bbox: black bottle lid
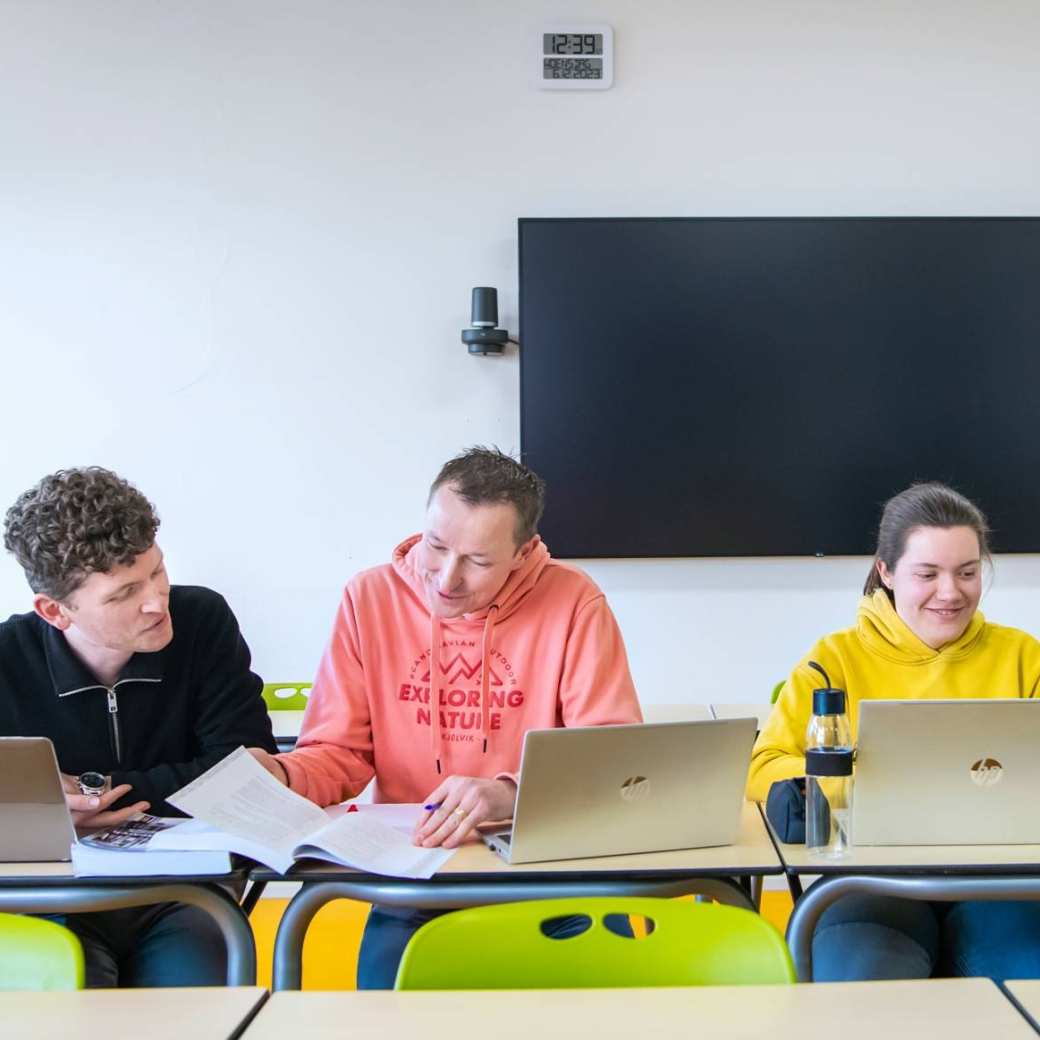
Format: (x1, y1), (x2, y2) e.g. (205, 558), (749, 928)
(805, 747), (854, 777)
(812, 688), (847, 716)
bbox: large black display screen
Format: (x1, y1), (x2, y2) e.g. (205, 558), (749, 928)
(519, 217), (1040, 557)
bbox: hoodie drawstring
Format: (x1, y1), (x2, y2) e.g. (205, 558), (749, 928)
(478, 605), (499, 754)
(430, 615), (445, 774)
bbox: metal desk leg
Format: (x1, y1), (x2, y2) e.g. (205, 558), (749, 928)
(0, 883), (256, 986)
(272, 875), (756, 990)
(748, 875), (763, 910)
(786, 873), (1040, 983)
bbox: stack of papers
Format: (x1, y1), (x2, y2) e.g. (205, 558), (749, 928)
(72, 816), (232, 877)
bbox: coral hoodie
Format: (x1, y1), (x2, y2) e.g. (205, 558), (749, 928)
(746, 589), (1040, 801)
(279, 535), (641, 805)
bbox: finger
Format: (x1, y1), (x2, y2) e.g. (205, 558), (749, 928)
(443, 806), (483, 849)
(421, 795), (476, 848)
(74, 801), (150, 829)
(65, 783), (133, 813)
(413, 778), (456, 836)
(415, 792), (465, 842)
(84, 802), (151, 829)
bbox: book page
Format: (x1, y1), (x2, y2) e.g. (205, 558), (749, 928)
(168, 746), (330, 872)
(298, 813), (452, 879)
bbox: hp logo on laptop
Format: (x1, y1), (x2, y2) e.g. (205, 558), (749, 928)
(969, 757), (1003, 787)
(620, 776), (650, 802)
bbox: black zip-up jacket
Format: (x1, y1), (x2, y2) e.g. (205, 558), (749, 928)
(0, 585), (277, 815)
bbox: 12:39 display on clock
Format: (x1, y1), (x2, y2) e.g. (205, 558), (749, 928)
(543, 33), (603, 56)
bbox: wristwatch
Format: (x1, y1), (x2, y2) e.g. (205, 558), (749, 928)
(77, 771), (108, 797)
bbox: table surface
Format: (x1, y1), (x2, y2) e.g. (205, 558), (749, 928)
(252, 800), (782, 881)
(0, 860), (242, 884)
(0, 986), (266, 1040)
(774, 827), (1040, 875)
(1005, 980), (1040, 1028)
(710, 702), (774, 728)
(244, 978), (1034, 1040)
(268, 709), (307, 737)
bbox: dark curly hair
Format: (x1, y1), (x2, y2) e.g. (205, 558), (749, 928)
(3, 467), (160, 600)
(429, 447), (545, 546)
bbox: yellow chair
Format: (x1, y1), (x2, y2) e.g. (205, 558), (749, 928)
(395, 896), (795, 989)
(0, 913), (84, 990)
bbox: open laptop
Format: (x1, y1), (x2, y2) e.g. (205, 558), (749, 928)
(853, 699), (1040, 846)
(0, 736), (77, 861)
(482, 717), (757, 864)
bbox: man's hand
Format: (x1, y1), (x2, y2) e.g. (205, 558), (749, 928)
(59, 773), (149, 829)
(248, 747), (289, 786)
(413, 776), (517, 849)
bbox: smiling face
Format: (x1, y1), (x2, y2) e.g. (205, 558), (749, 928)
(876, 525), (982, 650)
(418, 485), (535, 619)
(35, 543), (173, 679)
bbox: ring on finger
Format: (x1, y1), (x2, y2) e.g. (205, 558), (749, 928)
(452, 807), (466, 818)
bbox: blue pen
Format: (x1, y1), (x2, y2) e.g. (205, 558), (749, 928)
(423, 802), (442, 811)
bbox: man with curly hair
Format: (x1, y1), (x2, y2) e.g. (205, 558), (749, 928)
(1, 466), (277, 987)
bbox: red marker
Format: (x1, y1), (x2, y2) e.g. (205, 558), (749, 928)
(347, 804), (359, 813)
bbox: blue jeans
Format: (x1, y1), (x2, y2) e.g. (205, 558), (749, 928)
(357, 905), (621, 989)
(812, 896), (1040, 982)
(43, 903), (227, 988)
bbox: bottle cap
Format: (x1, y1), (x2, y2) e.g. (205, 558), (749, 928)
(812, 688), (847, 716)
(805, 747), (854, 777)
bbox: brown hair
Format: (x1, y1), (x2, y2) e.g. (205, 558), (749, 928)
(429, 447), (545, 546)
(863, 482), (991, 599)
(3, 467), (160, 600)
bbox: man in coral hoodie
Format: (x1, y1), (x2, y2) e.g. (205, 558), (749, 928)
(250, 446), (641, 986)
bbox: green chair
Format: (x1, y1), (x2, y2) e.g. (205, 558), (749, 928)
(0, 913), (85, 990)
(261, 681), (312, 712)
(395, 896), (795, 990)
(771, 680), (785, 703)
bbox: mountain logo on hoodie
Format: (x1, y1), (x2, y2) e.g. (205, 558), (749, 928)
(421, 653), (505, 687)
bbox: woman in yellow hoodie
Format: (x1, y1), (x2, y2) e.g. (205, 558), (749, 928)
(748, 482), (1040, 981)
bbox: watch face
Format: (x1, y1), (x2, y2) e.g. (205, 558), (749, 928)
(78, 771), (107, 793)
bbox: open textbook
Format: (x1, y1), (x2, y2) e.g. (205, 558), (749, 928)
(149, 746), (453, 879)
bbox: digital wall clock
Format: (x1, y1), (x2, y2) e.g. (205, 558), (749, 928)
(539, 24), (613, 90)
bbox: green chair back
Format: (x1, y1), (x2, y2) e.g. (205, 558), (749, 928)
(395, 896), (795, 990)
(770, 680), (785, 704)
(0, 913), (84, 990)
(261, 682), (312, 711)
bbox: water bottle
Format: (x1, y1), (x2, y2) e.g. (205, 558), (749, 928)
(804, 661), (853, 858)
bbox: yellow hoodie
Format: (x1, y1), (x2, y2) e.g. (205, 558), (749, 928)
(746, 589), (1040, 801)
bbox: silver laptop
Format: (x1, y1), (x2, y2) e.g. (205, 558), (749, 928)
(0, 737), (77, 861)
(853, 699), (1040, 846)
(482, 718), (757, 864)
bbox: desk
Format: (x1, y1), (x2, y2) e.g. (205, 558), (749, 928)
(243, 978), (1035, 1040)
(268, 710), (306, 751)
(0, 863), (257, 986)
(776, 831), (1040, 982)
(260, 801), (782, 990)
(1004, 980), (1040, 1032)
(710, 702), (774, 729)
(0, 986), (266, 1040)
(639, 703), (713, 723)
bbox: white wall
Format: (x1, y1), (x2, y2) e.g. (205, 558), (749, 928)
(3, 0), (1040, 703)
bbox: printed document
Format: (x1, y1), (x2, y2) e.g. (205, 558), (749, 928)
(163, 747), (452, 877)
